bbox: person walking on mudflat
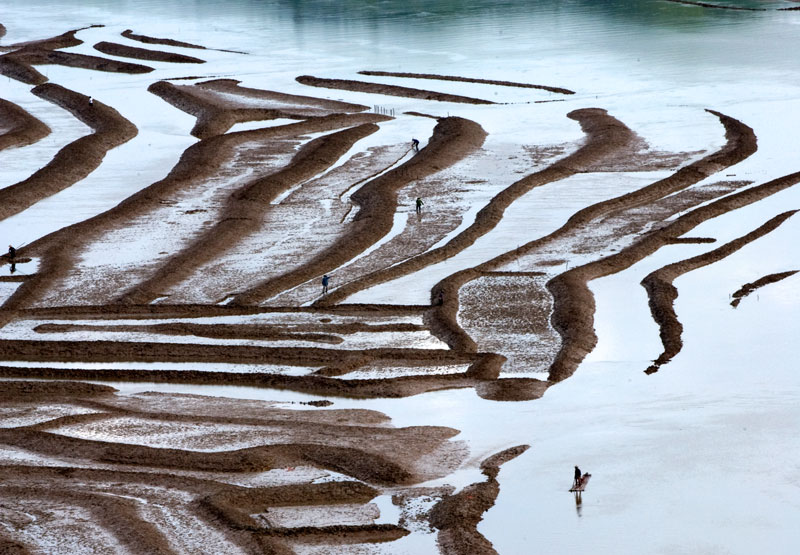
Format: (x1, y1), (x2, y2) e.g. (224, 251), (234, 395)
(321, 274), (330, 295)
(411, 138), (419, 152)
(7, 245), (15, 260)
(415, 197), (424, 214)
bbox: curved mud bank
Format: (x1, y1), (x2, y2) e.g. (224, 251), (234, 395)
(0, 28), (88, 52)
(545, 110), (757, 382)
(0, 350), (524, 400)
(731, 270), (798, 308)
(94, 41), (206, 64)
(148, 80), (297, 139)
(0, 98), (50, 152)
(0, 48), (153, 86)
(430, 445), (528, 554)
(551, 167), (800, 382)
(297, 75), (496, 104)
(319, 108), (638, 309)
(0, 384), (468, 552)
(197, 79), (369, 113)
(359, 70), (575, 95)
(233, 116), (487, 305)
(149, 79), (368, 139)
(0, 84), (137, 221)
(1, 113), (387, 318)
(117, 122), (381, 305)
(121, 29), (243, 54)
(642, 210), (797, 374)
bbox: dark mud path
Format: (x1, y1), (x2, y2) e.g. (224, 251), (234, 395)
(0, 83), (136, 220)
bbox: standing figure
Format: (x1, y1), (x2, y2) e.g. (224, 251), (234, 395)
(573, 465), (582, 489)
(7, 245), (15, 260)
(321, 274), (330, 294)
(415, 197), (424, 214)
(411, 138), (419, 152)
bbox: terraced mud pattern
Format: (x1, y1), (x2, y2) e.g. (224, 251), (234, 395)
(2, 18), (800, 554)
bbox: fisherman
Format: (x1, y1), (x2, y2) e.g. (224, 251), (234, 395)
(415, 197), (424, 214)
(321, 274), (330, 294)
(89, 96), (94, 106)
(573, 465), (582, 489)
(7, 245), (15, 260)
(411, 138), (419, 152)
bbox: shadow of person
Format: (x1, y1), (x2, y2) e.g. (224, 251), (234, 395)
(574, 491), (582, 517)
(9, 262), (15, 274)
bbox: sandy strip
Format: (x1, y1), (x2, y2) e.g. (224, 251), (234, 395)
(316, 108), (637, 308)
(93, 41), (206, 64)
(230, 116), (486, 305)
(198, 79), (368, 112)
(34, 322), (346, 344)
(730, 270), (798, 308)
(148, 79), (367, 139)
(0, 98), (50, 152)
(35, 321), (425, 338)
(359, 70), (575, 95)
(0, 48), (153, 86)
(0, 84), (137, 221)
(0, 28), (90, 52)
(0, 354), (512, 400)
(17, 303), (426, 320)
(642, 210), (797, 374)
(148, 80), (301, 138)
(121, 28), (244, 54)
(296, 75), (496, 104)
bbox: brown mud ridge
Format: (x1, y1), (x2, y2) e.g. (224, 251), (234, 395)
(297, 75), (496, 104)
(359, 70), (575, 95)
(430, 445), (529, 554)
(425, 109), (756, 384)
(148, 78), (368, 138)
(3, 111), (389, 319)
(0, 84), (137, 221)
(117, 122), (382, 304)
(0, 382), (469, 552)
(642, 210), (797, 374)
(35, 321), (427, 343)
(121, 28), (246, 54)
(0, 343), (514, 400)
(0, 46), (153, 86)
(317, 108), (638, 308)
(229, 115), (487, 306)
(0, 26), (97, 52)
(0, 98), (50, 152)
(93, 41), (206, 64)
(731, 270), (798, 308)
